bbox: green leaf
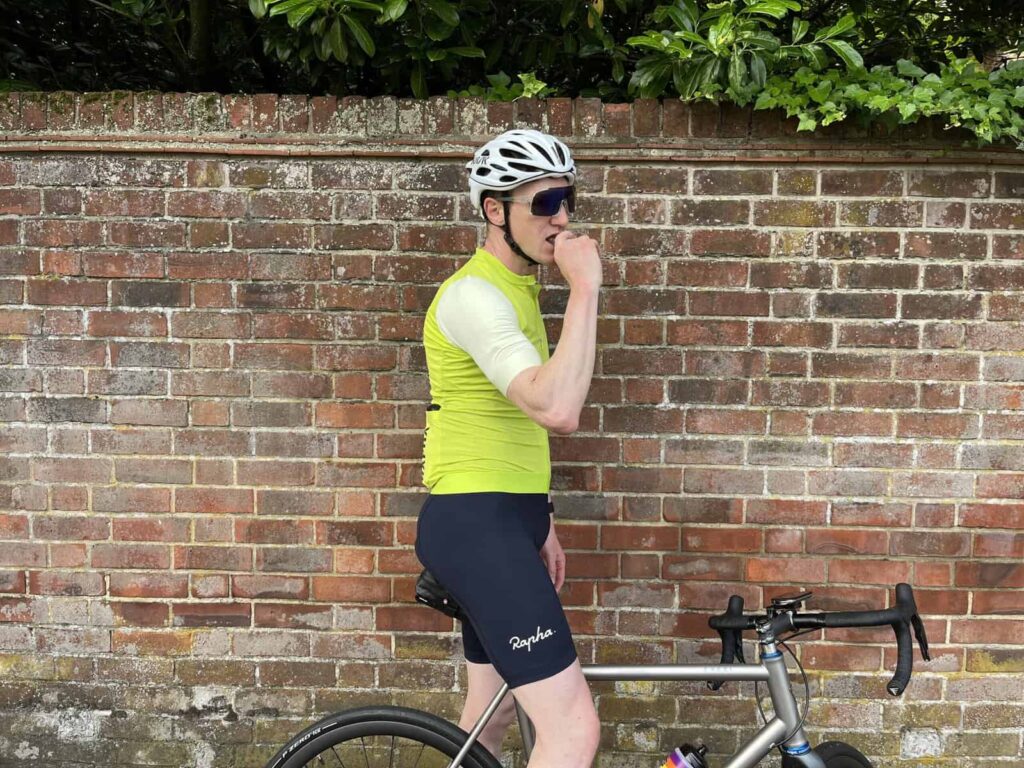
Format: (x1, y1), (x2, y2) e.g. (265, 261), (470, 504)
(447, 46), (484, 58)
(328, 18), (348, 61)
(344, 0), (383, 10)
(791, 18), (809, 44)
(425, 0), (459, 27)
(287, 4), (318, 28)
(676, 30), (708, 47)
(744, 1), (796, 20)
(797, 113), (818, 131)
(427, 48), (447, 62)
(424, 14), (455, 41)
(267, 0), (313, 17)
(819, 12), (856, 39)
(519, 72), (549, 98)
(825, 40), (864, 72)
(665, 6), (691, 31)
(897, 59), (927, 78)
(411, 65), (428, 99)
(382, 0), (407, 21)
(560, 0), (576, 28)
(750, 53), (767, 88)
(343, 14), (375, 56)
(248, 0), (268, 19)
(743, 32), (781, 52)
(728, 51), (747, 93)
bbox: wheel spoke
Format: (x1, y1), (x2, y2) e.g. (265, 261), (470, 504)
(411, 741), (427, 768)
(361, 736), (370, 768)
(330, 743), (348, 768)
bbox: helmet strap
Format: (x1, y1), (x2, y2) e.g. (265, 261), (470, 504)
(501, 201), (539, 267)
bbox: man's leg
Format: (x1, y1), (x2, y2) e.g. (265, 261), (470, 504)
(511, 660), (599, 768)
(459, 660), (517, 758)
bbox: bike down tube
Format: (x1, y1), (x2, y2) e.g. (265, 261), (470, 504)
(445, 682), (510, 768)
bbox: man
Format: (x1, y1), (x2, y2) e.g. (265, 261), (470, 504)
(415, 129), (602, 768)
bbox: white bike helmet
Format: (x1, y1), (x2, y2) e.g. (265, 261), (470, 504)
(467, 129), (576, 215)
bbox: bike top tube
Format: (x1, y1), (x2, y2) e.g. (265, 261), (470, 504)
(582, 663), (770, 683)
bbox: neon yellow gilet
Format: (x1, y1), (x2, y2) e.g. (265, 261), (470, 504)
(422, 248), (551, 494)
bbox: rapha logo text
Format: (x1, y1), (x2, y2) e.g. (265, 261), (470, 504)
(509, 626), (555, 653)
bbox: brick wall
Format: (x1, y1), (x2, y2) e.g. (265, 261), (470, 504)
(0, 92), (1022, 767)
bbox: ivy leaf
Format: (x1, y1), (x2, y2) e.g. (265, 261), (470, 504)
(897, 59), (927, 78)
(797, 113), (818, 131)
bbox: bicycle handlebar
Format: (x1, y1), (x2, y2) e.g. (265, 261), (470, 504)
(708, 583), (931, 696)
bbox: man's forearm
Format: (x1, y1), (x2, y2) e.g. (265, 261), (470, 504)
(512, 285), (598, 431)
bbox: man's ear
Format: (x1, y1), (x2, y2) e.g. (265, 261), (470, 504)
(482, 195), (504, 227)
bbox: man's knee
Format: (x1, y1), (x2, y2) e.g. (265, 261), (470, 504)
(529, 686), (600, 754)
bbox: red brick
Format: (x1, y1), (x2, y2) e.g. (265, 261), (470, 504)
(598, 525), (678, 552)
(747, 499), (827, 525)
(601, 468), (681, 494)
(87, 310), (166, 337)
(174, 545), (251, 571)
(681, 526), (761, 553)
(175, 488), (253, 515)
(690, 229), (771, 257)
(112, 517), (189, 542)
(83, 251), (163, 278)
(663, 554), (742, 581)
(311, 576), (391, 602)
(29, 570), (105, 596)
(961, 503), (1024, 529)
(233, 222), (310, 249)
(830, 558), (912, 585)
(93, 486), (171, 514)
(111, 602), (170, 627)
(754, 200), (834, 227)
(172, 603), (250, 628)
(957, 560), (1024, 589)
(255, 604), (333, 630)
(92, 544), (170, 569)
(689, 291), (769, 317)
(831, 501), (911, 527)
(27, 279), (107, 306)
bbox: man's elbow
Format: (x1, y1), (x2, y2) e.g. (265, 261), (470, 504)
(542, 409), (579, 435)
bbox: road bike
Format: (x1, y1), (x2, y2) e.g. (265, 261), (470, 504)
(265, 579), (930, 768)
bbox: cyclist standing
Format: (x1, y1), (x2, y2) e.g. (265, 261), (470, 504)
(415, 129), (602, 768)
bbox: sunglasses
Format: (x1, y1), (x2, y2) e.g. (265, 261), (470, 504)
(496, 186), (576, 217)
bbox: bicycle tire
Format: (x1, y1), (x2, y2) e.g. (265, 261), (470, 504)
(783, 741), (875, 768)
(264, 705), (504, 768)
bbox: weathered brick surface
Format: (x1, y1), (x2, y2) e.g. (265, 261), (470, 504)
(0, 95), (1022, 767)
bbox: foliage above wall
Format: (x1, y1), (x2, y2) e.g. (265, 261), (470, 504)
(2, 1), (1022, 147)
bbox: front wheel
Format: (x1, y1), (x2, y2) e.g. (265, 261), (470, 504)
(783, 740), (875, 768)
(265, 705), (503, 768)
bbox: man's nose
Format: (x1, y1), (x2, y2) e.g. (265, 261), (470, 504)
(551, 201), (570, 225)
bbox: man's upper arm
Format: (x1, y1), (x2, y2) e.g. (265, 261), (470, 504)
(435, 277), (542, 396)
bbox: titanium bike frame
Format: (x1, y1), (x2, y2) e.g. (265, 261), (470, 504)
(446, 632), (826, 768)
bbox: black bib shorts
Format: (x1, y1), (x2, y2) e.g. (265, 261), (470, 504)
(415, 492), (578, 689)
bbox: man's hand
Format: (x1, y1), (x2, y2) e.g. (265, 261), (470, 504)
(553, 230), (601, 294)
(539, 516), (566, 592)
